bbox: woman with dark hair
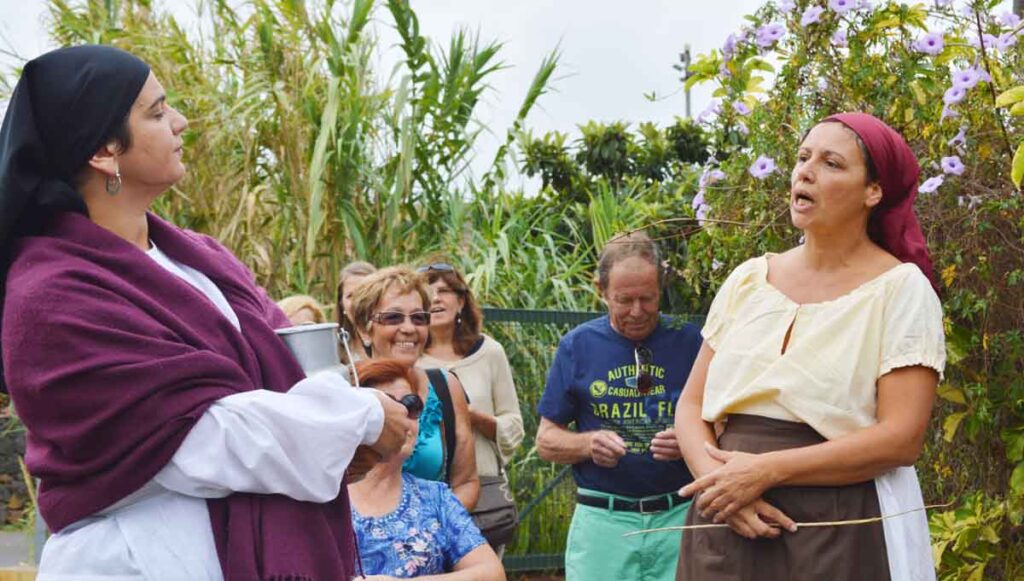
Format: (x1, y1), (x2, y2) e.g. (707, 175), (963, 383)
(418, 263), (524, 552)
(0, 45), (412, 580)
(337, 260), (376, 362)
(349, 358), (504, 580)
(674, 113), (944, 580)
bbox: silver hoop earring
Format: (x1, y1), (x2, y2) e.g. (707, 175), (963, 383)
(105, 169), (122, 195)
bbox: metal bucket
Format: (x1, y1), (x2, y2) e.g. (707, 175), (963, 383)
(274, 322), (346, 375)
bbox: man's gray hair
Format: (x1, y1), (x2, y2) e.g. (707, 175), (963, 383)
(595, 231), (663, 290)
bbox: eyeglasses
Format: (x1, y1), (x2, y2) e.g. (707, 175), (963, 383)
(417, 263), (455, 274)
(371, 311), (431, 326)
(635, 345), (653, 395)
(388, 393), (424, 420)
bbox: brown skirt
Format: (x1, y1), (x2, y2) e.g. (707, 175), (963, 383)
(676, 414), (890, 581)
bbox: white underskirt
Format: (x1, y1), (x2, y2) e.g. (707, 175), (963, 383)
(875, 466), (936, 581)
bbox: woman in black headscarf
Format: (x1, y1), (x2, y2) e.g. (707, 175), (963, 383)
(0, 45), (413, 580)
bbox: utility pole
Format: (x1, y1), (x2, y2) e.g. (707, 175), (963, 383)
(674, 45), (693, 119)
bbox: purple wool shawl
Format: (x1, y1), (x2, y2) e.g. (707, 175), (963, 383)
(2, 211), (355, 580)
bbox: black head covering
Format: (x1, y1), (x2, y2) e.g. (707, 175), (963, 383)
(0, 45), (150, 391)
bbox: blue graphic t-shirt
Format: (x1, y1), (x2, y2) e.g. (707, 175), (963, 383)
(537, 315), (702, 497)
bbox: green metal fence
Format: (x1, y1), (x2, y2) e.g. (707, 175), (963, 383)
(481, 308), (705, 574)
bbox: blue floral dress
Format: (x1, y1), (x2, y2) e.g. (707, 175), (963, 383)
(353, 473), (487, 577)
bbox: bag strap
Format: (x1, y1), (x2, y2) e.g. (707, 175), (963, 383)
(426, 368), (457, 485)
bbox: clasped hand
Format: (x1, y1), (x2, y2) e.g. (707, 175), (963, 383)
(679, 443), (797, 538)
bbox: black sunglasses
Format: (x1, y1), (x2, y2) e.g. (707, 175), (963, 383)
(372, 311), (431, 326)
(635, 344), (653, 395)
(388, 393), (424, 420)
(417, 263), (456, 274)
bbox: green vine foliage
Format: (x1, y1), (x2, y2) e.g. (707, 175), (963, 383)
(683, 0), (1023, 577)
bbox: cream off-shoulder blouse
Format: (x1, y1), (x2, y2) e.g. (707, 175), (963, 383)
(700, 254), (946, 440)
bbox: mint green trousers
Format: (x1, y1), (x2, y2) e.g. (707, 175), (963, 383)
(565, 488), (690, 581)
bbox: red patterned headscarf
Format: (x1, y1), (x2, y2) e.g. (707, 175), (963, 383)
(823, 112), (938, 290)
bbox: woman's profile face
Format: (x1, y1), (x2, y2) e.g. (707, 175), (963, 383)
(117, 72), (189, 194)
(369, 287), (430, 366)
(342, 275), (368, 323)
(790, 122), (881, 233)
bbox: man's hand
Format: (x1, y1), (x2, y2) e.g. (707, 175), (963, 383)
(650, 428), (683, 461)
(368, 392), (414, 458)
(589, 430), (628, 467)
(346, 445), (381, 483)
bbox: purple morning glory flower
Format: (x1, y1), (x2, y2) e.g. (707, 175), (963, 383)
(829, 0), (856, 13)
(941, 156), (965, 176)
(832, 29), (848, 47)
(914, 32), (944, 55)
(700, 169), (726, 190)
(801, 6), (825, 26)
(722, 33), (740, 58)
(749, 156), (777, 179)
(997, 32), (1018, 52)
(858, 0), (873, 9)
(696, 203), (710, 225)
(756, 23), (786, 48)
(934, 0), (953, 7)
(778, 0), (797, 11)
(941, 104), (959, 120)
(948, 126), (967, 148)
(733, 101), (752, 116)
(719, 63), (733, 78)
(736, 122), (750, 136)
(943, 86), (966, 105)
(692, 190), (706, 210)
(700, 169), (727, 187)
(1000, 11), (1022, 28)
(919, 175), (945, 194)
(974, 66), (992, 83)
(969, 33), (999, 51)
(698, 100), (721, 124)
(951, 68), (980, 90)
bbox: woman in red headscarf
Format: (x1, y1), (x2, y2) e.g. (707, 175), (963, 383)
(673, 113), (944, 580)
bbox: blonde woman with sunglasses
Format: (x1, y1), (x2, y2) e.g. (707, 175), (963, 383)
(351, 267), (480, 510)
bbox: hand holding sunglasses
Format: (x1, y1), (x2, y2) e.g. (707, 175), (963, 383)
(387, 393), (424, 420)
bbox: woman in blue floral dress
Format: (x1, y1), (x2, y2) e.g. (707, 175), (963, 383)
(349, 359), (504, 580)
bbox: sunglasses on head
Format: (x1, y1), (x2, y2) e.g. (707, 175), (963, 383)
(371, 311), (431, 326)
(417, 263), (455, 274)
(387, 393), (424, 420)
(635, 344), (653, 395)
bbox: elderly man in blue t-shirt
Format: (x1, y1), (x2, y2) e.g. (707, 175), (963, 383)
(536, 231), (702, 581)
